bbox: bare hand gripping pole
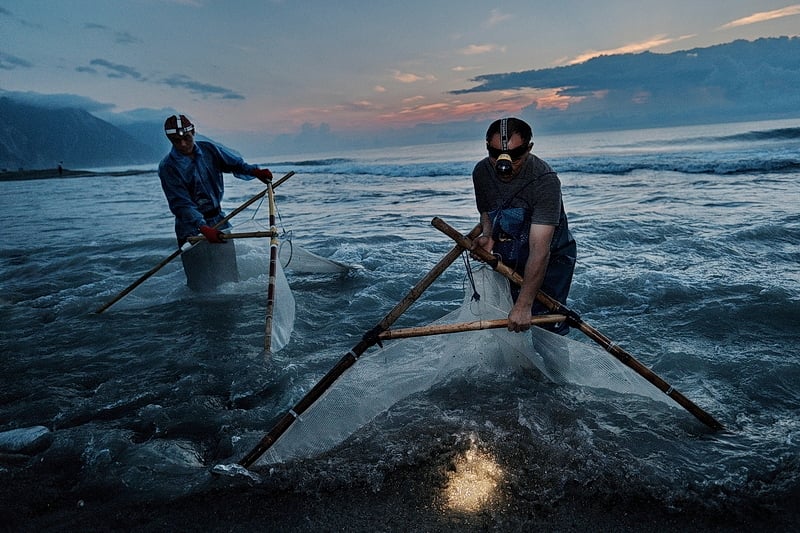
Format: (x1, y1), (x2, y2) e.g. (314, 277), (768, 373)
(431, 216), (724, 431)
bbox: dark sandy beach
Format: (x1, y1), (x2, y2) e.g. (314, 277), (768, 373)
(4, 453), (798, 532)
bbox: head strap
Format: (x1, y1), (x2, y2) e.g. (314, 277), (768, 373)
(165, 114), (195, 136)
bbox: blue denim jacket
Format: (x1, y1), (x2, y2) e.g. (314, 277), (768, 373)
(158, 140), (258, 244)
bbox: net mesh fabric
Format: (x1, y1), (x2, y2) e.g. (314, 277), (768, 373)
(270, 258), (295, 352)
(279, 237), (350, 273)
(235, 219), (352, 274)
(253, 267), (669, 465)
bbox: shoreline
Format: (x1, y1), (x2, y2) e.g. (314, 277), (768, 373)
(0, 168), (155, 182)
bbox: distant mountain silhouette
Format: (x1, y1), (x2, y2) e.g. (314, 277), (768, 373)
(3, 37), (799, 161)
(0, 98), (164, 170)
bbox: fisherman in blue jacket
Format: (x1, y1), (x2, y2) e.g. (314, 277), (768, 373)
(471, 117), (577, 335)
(158, 113), (273, 290)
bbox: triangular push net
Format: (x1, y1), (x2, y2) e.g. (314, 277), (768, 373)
(250, 267), (669, 466)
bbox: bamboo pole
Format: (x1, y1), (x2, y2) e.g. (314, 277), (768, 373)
(378, 315), (567, 340)
(264, 180), (279, 353)
(94, 171), (295, 314)
(237, 224), (483, 468)
(186, 231), (276, 243)
(431, 216), (724, 431)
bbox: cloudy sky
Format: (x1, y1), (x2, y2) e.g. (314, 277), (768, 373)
(2, 1), (799, 146)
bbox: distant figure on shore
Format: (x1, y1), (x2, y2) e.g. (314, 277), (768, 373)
(157, 113), (274, 291)
(57, 162), (63, 176)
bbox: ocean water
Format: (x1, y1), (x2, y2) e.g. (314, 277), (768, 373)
(1, 118), (799, 530)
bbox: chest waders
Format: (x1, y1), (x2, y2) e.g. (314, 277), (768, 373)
(489, 205), (576, 335)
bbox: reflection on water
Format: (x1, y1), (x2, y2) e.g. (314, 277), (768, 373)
(443, 437), (504, 514)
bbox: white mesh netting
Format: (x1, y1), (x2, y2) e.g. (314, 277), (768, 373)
(269, 258), (295, 352)
(234, 220), (353, 275)
(253, 267), (670, 465)
(279, 238), (351, 273)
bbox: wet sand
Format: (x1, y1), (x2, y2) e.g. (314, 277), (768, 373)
(4, 456), (797, 532)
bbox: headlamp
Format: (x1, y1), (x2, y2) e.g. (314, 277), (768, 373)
(495, 153), (514, 178)
(164, 114), (195, 137)
(494, 118), (514, 178)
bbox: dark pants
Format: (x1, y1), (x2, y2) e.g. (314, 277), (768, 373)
(176, 213), (238, 292)
(509, 242), (576, 335)
(180, 239), (239, 292)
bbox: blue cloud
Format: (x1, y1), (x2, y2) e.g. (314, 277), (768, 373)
(0, 89), (115, 112)
(0, 52), (33, 70)
(161, 75), (245, 100)
(88, 59), (144, 80)
(454, 36), (800, 132)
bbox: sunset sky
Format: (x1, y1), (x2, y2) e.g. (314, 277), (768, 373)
(2, 1), (799, 145)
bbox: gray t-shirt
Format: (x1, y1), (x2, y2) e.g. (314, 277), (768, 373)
(472, 154), (574, 256)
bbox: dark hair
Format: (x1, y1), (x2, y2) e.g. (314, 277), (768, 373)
(485, 117), (533, 144)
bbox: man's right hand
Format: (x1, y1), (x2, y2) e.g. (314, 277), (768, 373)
(199, 225), (226, 243)
(507, 301), (532, 332)
(470, 234), (494, 260)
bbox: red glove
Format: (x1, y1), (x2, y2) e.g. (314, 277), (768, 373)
(199, 225), (226, 244)
(253, 168), (273, 184)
